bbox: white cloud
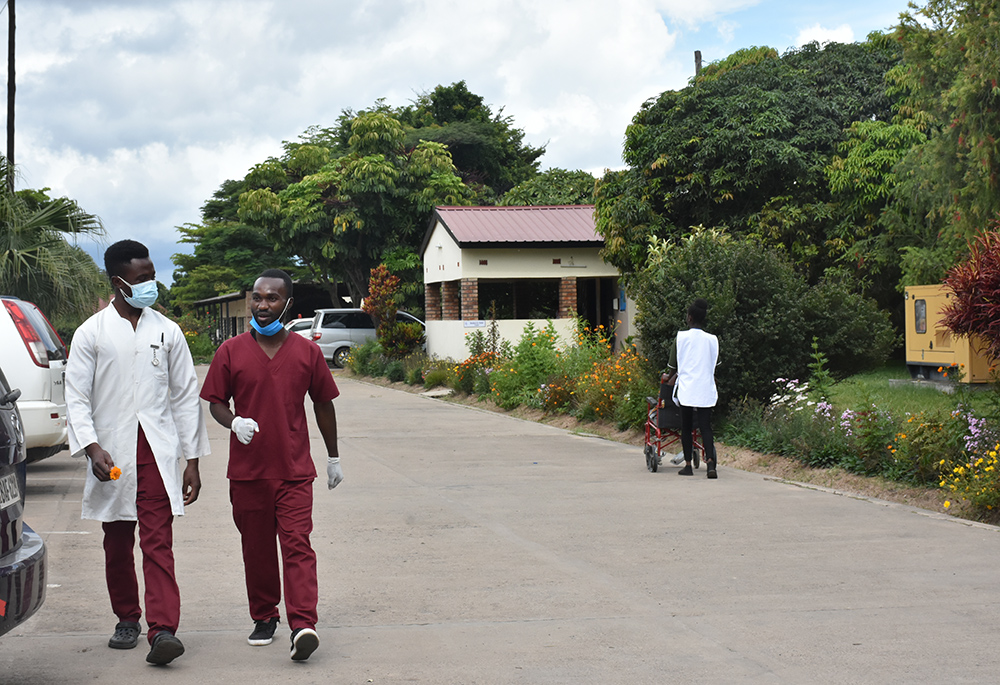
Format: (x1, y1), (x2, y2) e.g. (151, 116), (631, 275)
(716, 20), (738, 43)
(795, 23), (855, 47)
(2, 0), (904, 282)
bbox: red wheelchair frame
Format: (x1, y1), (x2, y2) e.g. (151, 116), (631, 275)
(643, 379), (704, 473)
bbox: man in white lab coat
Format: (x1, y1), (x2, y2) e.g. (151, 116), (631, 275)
(65, 240), (210, 666)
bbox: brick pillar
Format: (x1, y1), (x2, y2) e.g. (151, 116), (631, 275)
(558, 277), (577, 318)
(425, 283), (442, 321)
(441, 281), (460, 320)
(460, 278), (479, 321)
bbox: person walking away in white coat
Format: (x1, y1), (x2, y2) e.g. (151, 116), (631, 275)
(669, 298), (719, 479)
(65, 240), (210, 665)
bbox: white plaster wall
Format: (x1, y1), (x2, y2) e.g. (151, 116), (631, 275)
(423, 222), (465, 283)
(426, 318), (579, 361)
(460, 247), (617, 279)
(422, 220), (618, 284)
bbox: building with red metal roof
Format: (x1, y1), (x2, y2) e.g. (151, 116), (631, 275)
(421, 205), (630, 360)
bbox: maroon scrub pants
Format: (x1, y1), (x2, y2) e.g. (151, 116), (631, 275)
(102, 427), (180, 643)
(229, 478), (318, 631)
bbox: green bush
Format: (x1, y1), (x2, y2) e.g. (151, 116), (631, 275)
(801, 272), (898, 378)
(632, 229), (894, 410)
(405, 365), (424, 385)
(488, 322), (560, 409)
(185, 332), (216, 363)
(380, 321), (425, 359)
(384, 360), (406, 383)
(423, 367), (449, 389)
(345, 340), (385, 376)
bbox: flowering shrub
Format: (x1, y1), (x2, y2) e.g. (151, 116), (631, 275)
(489, 322), (560, 409)
(940, 445), (1000, 513)
(837, 404), (896, 476)
(888, 410), (968, 485)
(574, 347), (648, 422)
(451, 351), (503, 395)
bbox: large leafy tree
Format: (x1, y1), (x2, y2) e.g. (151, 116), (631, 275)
(0, 161), (106, 320)
(883, 0), (1000, 286)
(596, 38), (900, 279)
(498, 168), (595, 206)
(169, 221), (299, 312)
(239, 111), (474, 304)
(315, 82), (544, 203)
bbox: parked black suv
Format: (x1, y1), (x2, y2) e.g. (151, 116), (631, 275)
(0, 365), (47, 637)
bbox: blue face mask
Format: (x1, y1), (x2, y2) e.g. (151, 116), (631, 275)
(250, 300), (290, 336)
(119, 278), (158, 309)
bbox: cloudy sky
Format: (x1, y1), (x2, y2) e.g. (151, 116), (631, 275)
(5, 0), (909, 284)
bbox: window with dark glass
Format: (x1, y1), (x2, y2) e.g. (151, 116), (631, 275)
(914, 299), (927, 334)
(477, 279), (559, 320)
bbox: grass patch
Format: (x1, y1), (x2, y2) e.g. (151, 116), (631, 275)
(828, 360), (994, 418)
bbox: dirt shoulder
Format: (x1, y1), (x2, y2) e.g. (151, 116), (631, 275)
(346, 373), (981, 523)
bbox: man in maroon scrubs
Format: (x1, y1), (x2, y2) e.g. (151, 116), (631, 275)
(201, 269), (342, 662)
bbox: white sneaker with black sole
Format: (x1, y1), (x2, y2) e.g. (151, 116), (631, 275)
(290, 627), (319, 661)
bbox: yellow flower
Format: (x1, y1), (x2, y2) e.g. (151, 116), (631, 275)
(944, 500), (951, 509)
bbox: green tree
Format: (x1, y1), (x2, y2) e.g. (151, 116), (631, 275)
(824, 120), (928, 305)
(169, 221), (298, 312)
(320, 82), (544, 202)
(0, 162), (107, 320)
(498, 168), (595, 206)
(596, 38), (900, 279)
(239, 111), (474, 304)
(884, 0), (1000, 286)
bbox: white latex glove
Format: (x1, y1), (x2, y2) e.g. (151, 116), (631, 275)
(327, 456), (343, 489)
(230, 416), (259, 445)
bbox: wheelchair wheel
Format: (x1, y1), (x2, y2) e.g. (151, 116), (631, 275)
(694, 448), (701, 470)
(644, 445), (658, 472)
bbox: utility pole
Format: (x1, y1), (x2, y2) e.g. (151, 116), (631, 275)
(695, 50), (702, 77)
(6, 0), (14, 192)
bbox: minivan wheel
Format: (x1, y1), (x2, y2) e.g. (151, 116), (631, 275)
(333, 347), (351, 368)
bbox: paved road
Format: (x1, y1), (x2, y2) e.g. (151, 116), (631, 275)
(2, 369), (1000, 684)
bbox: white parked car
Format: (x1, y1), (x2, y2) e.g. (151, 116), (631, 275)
(284, 318), (314, 337)
(0, 297), (68, 462)
(309, 308), (424, 368)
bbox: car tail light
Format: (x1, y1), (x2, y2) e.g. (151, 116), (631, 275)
(4, 301), (49, 368)
(311, 332), (321, 341)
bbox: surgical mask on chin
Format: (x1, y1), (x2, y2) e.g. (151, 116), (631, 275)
(250, 300), (290, 337)
(119, 278), (158, 309)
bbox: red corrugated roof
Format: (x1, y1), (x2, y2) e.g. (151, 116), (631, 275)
(433, 205), (600, 246)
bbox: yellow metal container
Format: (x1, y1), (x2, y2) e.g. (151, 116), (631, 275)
(904, 284), (994, 383)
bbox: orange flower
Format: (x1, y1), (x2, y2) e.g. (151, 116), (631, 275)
(110, 467), (122, 481)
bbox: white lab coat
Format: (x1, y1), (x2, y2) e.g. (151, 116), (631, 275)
(673, 328), (719, 408)
(65, 303), (210, 522)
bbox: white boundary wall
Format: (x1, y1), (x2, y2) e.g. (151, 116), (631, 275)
(426, 319), (579, 361)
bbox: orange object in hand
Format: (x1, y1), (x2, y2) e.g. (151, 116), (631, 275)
(109, 467), (122, 481)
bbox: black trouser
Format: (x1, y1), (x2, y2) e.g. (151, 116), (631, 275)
(680, 405), (716, 466)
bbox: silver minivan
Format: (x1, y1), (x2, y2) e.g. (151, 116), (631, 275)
(310, 308), (424, 367)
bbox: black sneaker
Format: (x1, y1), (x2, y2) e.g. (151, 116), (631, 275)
(108, 620), (141, 649)
(146, 631), (185, 665)
(677, 465), (694, 476)
(248, 616), (279, 646)
(707, 468), (718, 479)
(290, 627), (319, 661)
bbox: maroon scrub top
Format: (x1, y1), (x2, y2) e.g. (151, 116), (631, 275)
(200, 331), (339, 481)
